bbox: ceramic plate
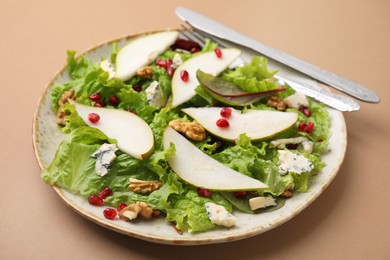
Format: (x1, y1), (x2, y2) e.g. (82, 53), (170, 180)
(33, 29), (347, 245)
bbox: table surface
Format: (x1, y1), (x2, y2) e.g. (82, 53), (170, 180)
(1, 0), (389, 259)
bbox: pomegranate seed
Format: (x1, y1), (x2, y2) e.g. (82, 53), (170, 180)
(156, 58), (167, 68)
(89, 93), (101, 102)
(94, 101), (105, 107)
(214, 48), (222, 58)
(171, 39), (201, 52)
(166, 59), (173, 68)
(298, 106), (312, 117)
(167, 66), (175, 77)
(180, 70), (189, 82)
(98, 187), (113, 199)
(103, 208), (117, 220)
(88, 194), (104, 206)
(216, 118), (229, 128)
(190, 48), (200, 53)
(197, 187), (212, 197)
(234, 191), (248, 198)
(117, 203), (128, 212)
(133, 85), (142, 92)
(127, 109), (136, 114)
(298, 122), (315, 134)
(220, 107), (232, 118)
(109, 96), (120, 106)
(152, 209), (161, 217)
(88, 113), (100, 123)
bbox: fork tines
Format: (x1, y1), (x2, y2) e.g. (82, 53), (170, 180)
(180, 22), (226, 48)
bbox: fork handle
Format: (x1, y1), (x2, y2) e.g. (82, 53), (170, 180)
(176, 7), (380, 103)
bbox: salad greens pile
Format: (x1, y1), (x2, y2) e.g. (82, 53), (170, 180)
(42, 37), (330, 233)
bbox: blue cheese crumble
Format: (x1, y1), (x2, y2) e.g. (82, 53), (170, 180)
(284, 92), (309, 109)
(145, 81), (162, 108)
(249, 196), (277, 210)
(278, 150), (314, 175)
(91, 143), (118, 176)
(205, 202), (237, 228)
(100, 60), (115, 80)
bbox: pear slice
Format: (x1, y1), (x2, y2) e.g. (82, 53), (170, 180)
(70, 100), (154, 160)
(115, 31), (179, 81)
(171, 48), (241, 107)
(182, 107), (298, 141)
(163, 127), (268, 191)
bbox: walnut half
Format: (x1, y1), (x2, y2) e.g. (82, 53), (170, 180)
(128, 178), (162, 194)
(118, 202), (153, 221)
(56, 88), (76, 126)
(266, 96), (290, 111)
(168, 120), (206, 141)
(137, 66), (153, 79)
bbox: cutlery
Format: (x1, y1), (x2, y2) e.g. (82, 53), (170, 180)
(176, 6), (380, 103)
(179, 23), (360, 112)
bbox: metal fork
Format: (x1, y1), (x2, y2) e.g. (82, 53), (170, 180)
(177, 23), (360, 112)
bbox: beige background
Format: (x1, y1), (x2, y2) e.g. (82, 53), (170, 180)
(1, 0), (389, 259)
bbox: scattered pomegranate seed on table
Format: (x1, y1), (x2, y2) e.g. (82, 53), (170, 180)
(220, 107), (232, 118)
(197, 187), (212, 197)
(216, 118), (230, 128)
(88, 113), (100, 123)
(88, 194), (104, 206)
(103, 208), (117, 220)
(214, 48), (222, 58)
(180, 70), (189, 82)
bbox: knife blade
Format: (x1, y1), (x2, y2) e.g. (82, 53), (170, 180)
(176, 6), (380, 103)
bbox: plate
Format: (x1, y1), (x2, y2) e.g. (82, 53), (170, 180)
(33, 29), (347, 245)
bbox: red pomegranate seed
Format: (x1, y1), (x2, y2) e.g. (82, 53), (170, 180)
(214, 48), (222, 58)
(197, 187), (212, 197)
(156, 58), (167, 68)
(234, 191), (248, 198)
(216, 118), (229, 128)
(109, 96), (120, 106)
(98, 187), (113, 199)
(88, 113), (100, 123)
(171, 39), (201, 52)
(190, 48), (200, 53)
(127, 109), (136, 114)
(133, 85), (142, 92)
(152, 209), (161, 217)
(220, 107), (232, 118)
(298, 122), (315, 134)
(166, 59), (173, 68)
(298, 106), (312, 117)
(88, 194), (104, 206)
(94, 101), (105, 107)
(103, 208), (117, 220)
(89, 93), (101, 102)
(180, 70), (189, 82)
(117, 203), (128, 212)
(167, 66), (175, 77)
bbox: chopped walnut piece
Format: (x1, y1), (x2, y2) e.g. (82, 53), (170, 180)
(137, 66), (153, 79)
(118, 201), (153, 221)
(168, 120), (207, 141)
(56, 89), (76, 126)
(281, 183), (295, 198)
(128, 178), (162, 194)
(266, 96), (290, 111)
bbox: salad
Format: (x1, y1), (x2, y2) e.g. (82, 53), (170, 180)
(41, 30), (330, 234)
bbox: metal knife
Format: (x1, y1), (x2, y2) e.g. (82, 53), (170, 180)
(176, 7), (380, 103)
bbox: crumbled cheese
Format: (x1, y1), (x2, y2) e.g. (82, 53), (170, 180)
(269, 137), (314, 153)
(284, 92), (309, 109)
(249, 196), (277, 210)
(91, 143), (118, 176)
(278, 150), (314, 175)
(145, 81), (162, 108)
(171, 53), (183, 69)
(205, 202), (237, 228)
(100, 60), (115, 79)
